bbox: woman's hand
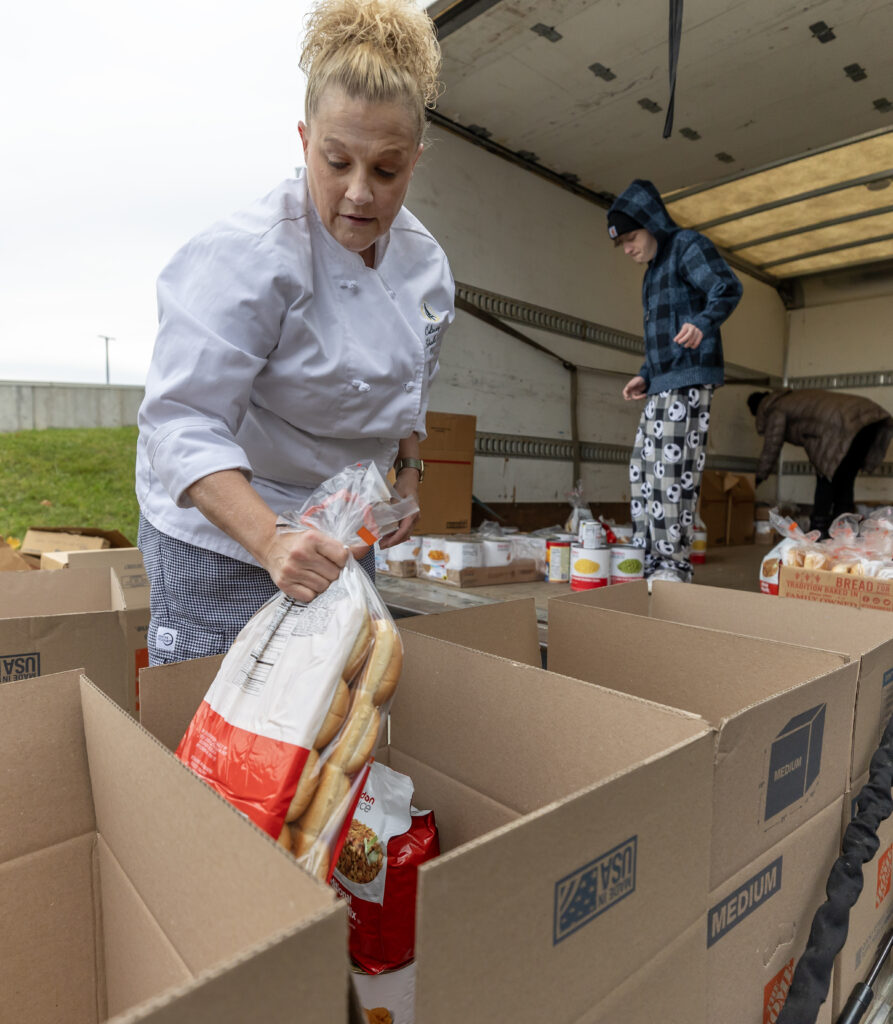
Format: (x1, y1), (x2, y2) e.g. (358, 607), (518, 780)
(379, 467), (421, 550)
(259, 528), (350, 603)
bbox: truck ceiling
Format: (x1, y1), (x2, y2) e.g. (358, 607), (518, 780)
(429, 0), (893, 282)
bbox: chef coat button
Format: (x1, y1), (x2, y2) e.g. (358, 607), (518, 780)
(387, 289), (396, 299)
(403, 382), (415, 392)
(351, 379), (371, 392)
(339, 279), (358, 291)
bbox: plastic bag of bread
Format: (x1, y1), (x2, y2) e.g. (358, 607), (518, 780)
(332, 761), (440, 974)
(176, 461), (415, 882)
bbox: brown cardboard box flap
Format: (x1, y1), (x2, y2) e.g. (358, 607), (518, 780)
(399, 598), (542, 667)
(0, 669), (348, 1024)
(22, 525), (134, 556)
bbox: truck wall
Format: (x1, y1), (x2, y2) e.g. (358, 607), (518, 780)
(408, 128), (789, 506)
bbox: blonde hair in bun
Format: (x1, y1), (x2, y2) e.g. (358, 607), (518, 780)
(300, 0), (442, 141)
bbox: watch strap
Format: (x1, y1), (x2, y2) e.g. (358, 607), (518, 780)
(395, 457), (425, 482)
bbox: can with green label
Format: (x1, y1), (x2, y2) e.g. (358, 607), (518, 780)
(610, 545), (644, 584)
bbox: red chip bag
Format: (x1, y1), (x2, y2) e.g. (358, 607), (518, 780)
(331, 761), (439, 974)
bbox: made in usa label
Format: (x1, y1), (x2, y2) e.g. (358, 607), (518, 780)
(553, 836), (637, 945)
(1, 651), (41, 683)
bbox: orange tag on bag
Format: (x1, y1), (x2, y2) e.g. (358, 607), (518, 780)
(357, 526), (376, 546)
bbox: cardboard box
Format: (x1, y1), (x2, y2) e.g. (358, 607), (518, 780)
(0, 669), (347, 1024)
(833, 771), (893, 1018)
(577, 917), (706, 1023)
(779, 565), (893, 612)
(699, 470), (756, 545)
(0, 538), (35, 572)
(404, 597), (857, 889)
(415, 411), (476, 534)
(418, 558), (543, 587)
(706, 799), (841, 1024)
(562, 581), (893, 784)
(21, 525), (134, 557)
(38, 548), (151, 710)
(139, 630), (716, 1024)
(0, 566), (145, 715)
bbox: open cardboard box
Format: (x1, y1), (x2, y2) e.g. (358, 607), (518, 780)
(0, 567), (143, 714)
(556, 581), (893, 785)
(699, 470), (755, 546)
(21, 526), (135, 557)
(0, 538), (36, 572)
(705, 798), (841, 1024)
(0, 669), (347, 1024)
(140, 629), (716, 1024)
(402, 599), (858, 890)
(39, 549), (151, 706)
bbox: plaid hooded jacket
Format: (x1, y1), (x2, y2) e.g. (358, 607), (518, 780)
(609, 180), (742, 395)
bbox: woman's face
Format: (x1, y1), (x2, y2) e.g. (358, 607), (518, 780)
(299, 88), (422, 265)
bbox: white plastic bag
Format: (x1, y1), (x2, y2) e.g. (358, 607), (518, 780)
(177, 462), (415, 881)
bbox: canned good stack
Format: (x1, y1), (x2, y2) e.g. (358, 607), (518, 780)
(561, 520), (645, 590)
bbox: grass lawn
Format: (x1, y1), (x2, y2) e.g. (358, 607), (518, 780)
(0, 426), (140, 546)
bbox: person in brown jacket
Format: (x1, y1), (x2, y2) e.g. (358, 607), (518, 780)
(747, 389), (893, 535)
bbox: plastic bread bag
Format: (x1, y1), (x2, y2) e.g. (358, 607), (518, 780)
(759, 509), (821, 593)
(176, 461), (416, 882)
(331, 761), (440, 974)
(563, 479), (593, 535)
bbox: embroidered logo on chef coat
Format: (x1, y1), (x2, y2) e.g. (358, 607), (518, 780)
(420, 299), (445, 323)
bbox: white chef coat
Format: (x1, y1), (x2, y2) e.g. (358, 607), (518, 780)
(136, 172), (454, 563)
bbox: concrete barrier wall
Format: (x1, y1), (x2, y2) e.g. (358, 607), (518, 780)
(0, 382), (144, 433)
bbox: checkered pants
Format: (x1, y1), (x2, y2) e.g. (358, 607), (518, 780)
(629, 386), (713, 581)
(138, 514), (376, 666)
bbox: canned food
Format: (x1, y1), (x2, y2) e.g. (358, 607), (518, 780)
(546, 539), (571, 582)
(570, 546), (610, 590)
(690, 527), (707, 565)
(610, 544), (644, 584)
(579, 520), (605, 549)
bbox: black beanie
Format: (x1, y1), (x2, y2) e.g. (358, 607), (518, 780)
(607, 210), (643, 243)
(747, 391), (770, 416)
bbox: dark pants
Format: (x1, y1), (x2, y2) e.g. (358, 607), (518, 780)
(810, 422), (883, 534)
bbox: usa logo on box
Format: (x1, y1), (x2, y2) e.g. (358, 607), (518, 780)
(553, 836), (637, 944)
(1, 652), (41, 683)
(764, 704), (825, 820)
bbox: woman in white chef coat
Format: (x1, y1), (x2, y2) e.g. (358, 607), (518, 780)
(136, 0), (453, 665)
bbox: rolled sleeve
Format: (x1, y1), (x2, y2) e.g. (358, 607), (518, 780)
(139, 228), (292, 506)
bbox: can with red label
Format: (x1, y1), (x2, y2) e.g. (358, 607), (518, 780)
(570, 546), (610, 590)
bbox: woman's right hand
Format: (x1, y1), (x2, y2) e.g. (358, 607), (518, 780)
(260, 528), (351, 603)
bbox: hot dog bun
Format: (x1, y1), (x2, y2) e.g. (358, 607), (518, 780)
(298, 762), (352, 837)
(355, 620), (402, 707)
(285, 748), (320, 823)
(328, 700), (381, 775)
(344, 610), (373, 681)
(315, 679), (350, 749)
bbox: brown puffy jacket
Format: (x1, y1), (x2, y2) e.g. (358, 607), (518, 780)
(755, 389), (893, 480)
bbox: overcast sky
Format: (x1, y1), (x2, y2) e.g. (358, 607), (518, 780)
(1, 0), (316, 385)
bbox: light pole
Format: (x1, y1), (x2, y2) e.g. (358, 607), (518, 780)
(98, 334), (115, 384)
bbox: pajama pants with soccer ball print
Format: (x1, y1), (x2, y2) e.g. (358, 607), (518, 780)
(628, 386), (713, 582)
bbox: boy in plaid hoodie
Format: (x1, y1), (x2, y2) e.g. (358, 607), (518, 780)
(608, 179), (742, 583)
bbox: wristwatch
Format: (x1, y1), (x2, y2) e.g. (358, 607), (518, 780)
(394, 457), (425, 482)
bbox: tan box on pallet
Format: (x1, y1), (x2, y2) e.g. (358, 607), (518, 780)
(0, 567), (140, 714)
(403, 598), (858, 890)
(833, 770), (893, 1019)
(139, 628), (715, 1024)
(0, 669), (347, 1024)
(779, 565), (893, 612)
(706, 798), (841, 1024)
(557, 581), (893, 783)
